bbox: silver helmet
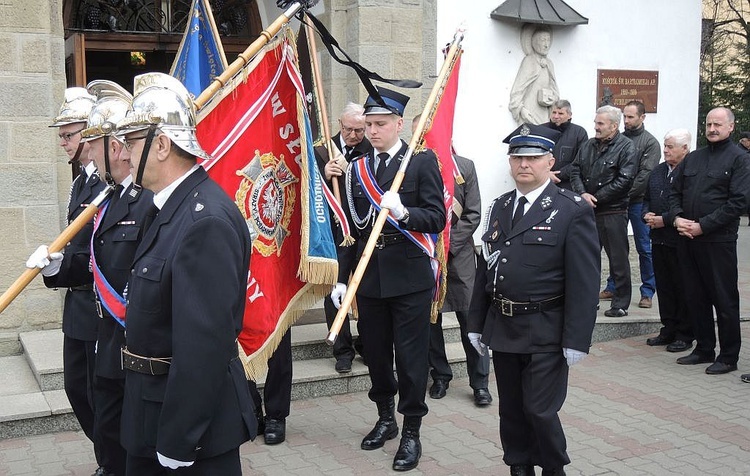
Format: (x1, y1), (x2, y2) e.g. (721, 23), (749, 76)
(116, 72), (209, 160)
(50, 87), (97, 127)
(81, 80), (133, 142)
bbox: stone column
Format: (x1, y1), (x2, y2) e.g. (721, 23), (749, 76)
(0, 0), (67, 354)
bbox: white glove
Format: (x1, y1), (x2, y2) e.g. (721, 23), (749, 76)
(25, 245), (64, 277)
(563, 348), (586, 367)
(330, 283), (347, 309)
(380, 191), (407, 220)
(468, 332), (487, 356)
(157, 452), (194, 469)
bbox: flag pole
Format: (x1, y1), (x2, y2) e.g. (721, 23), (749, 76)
(0, 186), (114, 314)
(194, 1), (315, 110)
(326, 29), (465, 345)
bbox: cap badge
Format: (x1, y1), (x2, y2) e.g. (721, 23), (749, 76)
(520, 124), (531, 136)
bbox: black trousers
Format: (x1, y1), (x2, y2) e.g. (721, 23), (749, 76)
(125, 447), (241, 476)
(678, 239), (741, 364)
(493, 351), (570, 470)
(93, 375), (126, 475)
(596, 212), (631, 310)
(247, 329), (292, 420)
(323, 295), (355, 362)
(63, 335), (99, 460)
(652, 243), (692, 342)
(357, 288), (432, 417)
(428, 310), (490, 390)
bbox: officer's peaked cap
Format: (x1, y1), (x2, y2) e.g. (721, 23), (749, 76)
(503, 123), (561, 156)
(363, 87), (409, 117)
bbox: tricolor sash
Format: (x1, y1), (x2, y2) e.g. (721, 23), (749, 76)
(319, 168), (352, 245)
(90, 199), (127, 327)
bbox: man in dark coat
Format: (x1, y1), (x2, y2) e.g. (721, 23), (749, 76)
(542, 99), (588, 191)
(27, 87), (106, 474)
(468, 123), (600, 476)
(115, 73), (255, 475)
(666, 107), (750, 376)
(332, 87), (446, 471)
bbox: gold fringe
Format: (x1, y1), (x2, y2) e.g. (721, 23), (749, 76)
(455, 174), (465, 185)
(430, 231), (448, 323)
(340, 235), (355, 247)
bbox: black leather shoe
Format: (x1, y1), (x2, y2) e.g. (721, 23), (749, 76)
(646, 335), (674, 346)
(263, 418), (286, 445)
(705, 361), (737, 375)
(666, 340), (693, 353)
(335, 358), (352, 373)
(676, 353), (714, 365)
(510, 465), (535, 476)
(541, 468), (566, 476)
(474, 388), (492, 406)
(361, 399), (399, 450)
(604, 307), (628, 317)
(741, 373), (750, 383)
(429, 379), (449, 399)
(92, 468), (115, 476)
(393, 416), (421, 471)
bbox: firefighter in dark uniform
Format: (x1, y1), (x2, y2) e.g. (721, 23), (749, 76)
(115, 73), (255, 475)
(27, 87), (107, 474)
(468, 124), (600, 476)
(331, 87), (446, 471)
(80, 80), (154, 476)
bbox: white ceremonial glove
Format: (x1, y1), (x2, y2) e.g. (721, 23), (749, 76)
(563, 348), (586, 367)
(157, 452), (194, 469)
(330, 283), (347, 309)
(380, 191), (407, 220)
(468, 332), (487, 356)
(25, 245), (64, 277)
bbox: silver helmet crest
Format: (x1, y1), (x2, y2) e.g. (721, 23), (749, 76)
(81, 80), (133, 142)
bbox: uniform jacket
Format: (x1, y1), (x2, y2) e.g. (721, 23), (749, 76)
(644, 162), (679, 247)
(44, 169), (106, 341)
(90, 183), (155, 379)
(624, 125), (661, 203)
(666, 137), (750, 242)
(542, 120), (588, 190)
(444, 155), (481, 312)
(569, 132), (637, 213)
(120, 167), (255, 461)
(468, 183), (600, 354)
(337, 140), (446, 298)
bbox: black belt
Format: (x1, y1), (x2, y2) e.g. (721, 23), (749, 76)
(368, 232), (407, 249)
(69, 284), (93, 292)
(121, 347), (171, 375)
(491, 294), (565, 317)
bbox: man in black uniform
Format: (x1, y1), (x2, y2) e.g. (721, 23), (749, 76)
(116, 73), (255, 474)
(468, 124), (600, 476)
(666, 107), (750, 376)
(331, 88), (446, 471)
(542, 99), (588, 191)
(27, 87), (107, 475)
(317, 102), (371, 373)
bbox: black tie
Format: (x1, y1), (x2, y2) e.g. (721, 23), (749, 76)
(75, 168), (88, 196)
(512, 196), (527, 228)
(109, 184), (123, 208)
(344, 146), (353, 160)
(143, 203), (159, 234)
(376, 152), (389, 182)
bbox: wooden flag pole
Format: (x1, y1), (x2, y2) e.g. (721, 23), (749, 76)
(0, 186), (114, 314)
(326, 29), (465, 345)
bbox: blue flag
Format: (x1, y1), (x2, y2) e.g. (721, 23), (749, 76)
(170, 0), (227, 98)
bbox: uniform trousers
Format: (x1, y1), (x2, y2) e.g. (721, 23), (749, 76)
(429, 310), (490, 389)
(248, 330), (292, 420)
(652, 243), (692, 342)
(357, 288), (432, 417)
(63, 335), (98, 448)
(125, 447), (240, 476)
(493, 351), (570, 469)
(596, 212), (631, 310)
(323, 295), (355, 363)
(93, 375), (126, 475)
(677, 239), (740, 364)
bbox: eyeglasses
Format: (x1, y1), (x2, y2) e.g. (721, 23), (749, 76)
(122, 134), (151, 151)
(58, 128), (85, 142)
(340, 121), (365, 135)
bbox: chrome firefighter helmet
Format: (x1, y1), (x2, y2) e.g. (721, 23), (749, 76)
(50, 87), (97, 127)
(116, 72), (209, 160)
(81, 80), (133, 142)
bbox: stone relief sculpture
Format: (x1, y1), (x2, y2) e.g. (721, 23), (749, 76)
(509, 24), (560, 125)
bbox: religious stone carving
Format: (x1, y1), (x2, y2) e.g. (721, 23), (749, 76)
(509, 24), (560, 125)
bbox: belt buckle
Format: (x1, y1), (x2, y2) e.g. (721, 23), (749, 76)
(501, 298), (513, 317)
(375, 234), (385, 249)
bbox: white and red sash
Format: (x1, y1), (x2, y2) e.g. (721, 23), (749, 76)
(89, 199), (127, 328)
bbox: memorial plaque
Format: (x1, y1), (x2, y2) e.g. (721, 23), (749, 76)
(597, 70), (659, 113)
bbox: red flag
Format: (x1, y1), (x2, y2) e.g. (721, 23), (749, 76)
(422, 54), (462, 316)
(196, 31), (337, 378)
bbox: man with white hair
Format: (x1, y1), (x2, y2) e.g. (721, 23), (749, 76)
(570, 105), (637, 317)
